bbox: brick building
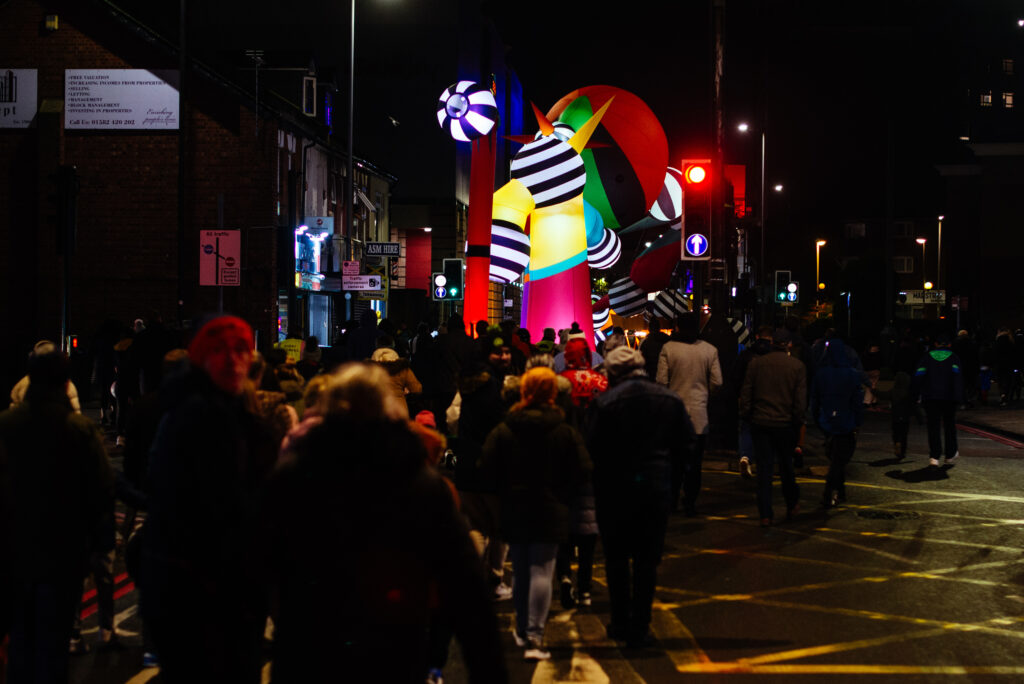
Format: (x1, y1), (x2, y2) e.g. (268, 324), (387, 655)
(1, 0), (395, 390)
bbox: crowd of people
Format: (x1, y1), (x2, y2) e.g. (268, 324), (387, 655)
(0, 309), (988, 683)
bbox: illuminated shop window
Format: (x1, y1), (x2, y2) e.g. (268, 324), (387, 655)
(1004, 92), (1014, 108)
(981, 91), (993, 107)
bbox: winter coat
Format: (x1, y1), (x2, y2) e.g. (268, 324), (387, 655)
(810, 339), (865, 435)
(739, 348), (807, 428)
(142, 368), (277, 624)
(453, 364), (508, 493)
(656, 339), (723, 434)
(640, 330), (671, 380)
(263, 413), (506, 682)
(481, 405), (592, 544)
(0, 392), (113, 581)
(913, 347), (964, 403)
(585, 376), (695, 516)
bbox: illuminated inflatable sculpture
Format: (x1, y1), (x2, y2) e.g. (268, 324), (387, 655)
(436, 81), (500, 333)
(489, 86), (670, 346)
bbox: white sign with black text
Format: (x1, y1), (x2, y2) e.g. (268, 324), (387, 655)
(0, 69), (38, 128)
(65, 69), (179, 130)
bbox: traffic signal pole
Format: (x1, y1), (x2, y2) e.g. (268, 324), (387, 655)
(710, 0), (728, 316)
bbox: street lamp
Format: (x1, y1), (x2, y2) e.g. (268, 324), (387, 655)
(737, 122), (766, 321)
(916, 237), (927, 287)
(936, 215), (944, 291)
(815, 240), (826, 301)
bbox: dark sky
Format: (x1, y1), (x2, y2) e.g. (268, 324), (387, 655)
(106, 0), (1022, 277)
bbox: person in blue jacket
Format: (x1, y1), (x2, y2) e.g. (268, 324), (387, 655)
(913, 333), (965, 467)
(810, 338), (864, 507)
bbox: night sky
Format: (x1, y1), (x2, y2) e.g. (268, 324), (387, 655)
(110, 0), (1022, 281)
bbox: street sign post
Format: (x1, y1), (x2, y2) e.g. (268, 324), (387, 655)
(682, 232), (710, 260)
(199, 229), (240, 286)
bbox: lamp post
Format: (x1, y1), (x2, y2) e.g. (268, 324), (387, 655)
(738, 123), (767, 322)
(916, 237), (927, 287)
(936, 215), (944, 291)
(815, 240), (826, 302)
(345, 0), (355, 261)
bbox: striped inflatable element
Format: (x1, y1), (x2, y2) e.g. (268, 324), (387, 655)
(650, 289), (691, 321)
(594, 328), (607, 344)
(436, 81), (498, 142)
(608, 277), (647, 317)
(648, 167), (683, 223)
(587, 227), (621, 270)
(489, 222), (531, 284)
(592, 297), (610, 330)
(535, 122), (576, 142)
(510, 136), (586, 209)
(728, 317), (751, 345)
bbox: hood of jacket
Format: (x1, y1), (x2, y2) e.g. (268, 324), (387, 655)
(822, 338), (852, 368)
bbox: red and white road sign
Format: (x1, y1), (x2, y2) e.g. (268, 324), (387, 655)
(200, 230), (241, 287)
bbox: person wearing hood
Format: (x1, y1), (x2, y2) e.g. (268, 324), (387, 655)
(913, 333), (965, 468)
(141, 316), (277, 682)
(559, 338), (609, 424)
(371, 344), (422, 418)
(481, 367), (592, 661)
(585, 346), (694, 648)
(810, 338), (865, 507)
(1, 347), (113, 682)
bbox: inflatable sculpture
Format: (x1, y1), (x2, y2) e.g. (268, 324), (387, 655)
(488, 86), (669, 347)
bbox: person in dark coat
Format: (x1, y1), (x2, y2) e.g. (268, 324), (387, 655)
(810, 339), (865, 507)
(639, 316), (670, 380)
(347, 308), (383, 361)
(585, 346), (695, 648)
(0, 347), (114, 683)
(734, 326), (773, 479)
(437, 314), (481, 430)
(739, 328), (808, 526)
(481, 367), (592, 660)
(913, 334), (965, 467)
(262, 362), (506, 683)
(141, 316), (277, 683)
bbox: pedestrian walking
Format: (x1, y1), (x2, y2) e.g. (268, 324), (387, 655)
(481, 367), (592, 660)
(734, 326), (773, 479)
(586, 346), (694, 647)
(810, 339), (864, 507)
(262, 362), (506, 683)
(371, 344), (422, 418)
(739, 328), (807, 527)
(913, 333), (965, 467)
(140, 315), (277, 683)
(0, 345), (114, 683)
(656, 312), (722, 515)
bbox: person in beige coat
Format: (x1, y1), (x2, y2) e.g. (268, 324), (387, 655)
(656, 312), (722, 515)
(371, 346), (422, 418)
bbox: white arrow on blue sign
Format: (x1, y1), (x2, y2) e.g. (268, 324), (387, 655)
(686, 233), (709, 257)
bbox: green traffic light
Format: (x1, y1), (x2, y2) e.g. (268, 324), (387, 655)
(449, 288), (459, 297)
(778, 292), (786, 301)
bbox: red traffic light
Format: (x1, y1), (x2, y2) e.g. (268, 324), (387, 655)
(685, 164), (707, 184)
(681, 158), (711, 185)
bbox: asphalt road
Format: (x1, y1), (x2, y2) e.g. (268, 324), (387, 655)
(71, 408), (1024, 683)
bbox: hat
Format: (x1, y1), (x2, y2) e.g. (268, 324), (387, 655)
(772, 328), (792, 345)
(535, 339), (554, 354)
(414, 410), (437, 429)
(188, 316), (254, 368)
(604, 345), (645, 377)
(564, 338), (591, 369)
(371, 347), (400, 362)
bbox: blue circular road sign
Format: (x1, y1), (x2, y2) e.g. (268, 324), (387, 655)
(435, 286), (447, 299)
(686, 233), (709, 257)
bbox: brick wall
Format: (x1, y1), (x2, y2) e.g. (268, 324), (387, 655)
(1, 0), (295, 387)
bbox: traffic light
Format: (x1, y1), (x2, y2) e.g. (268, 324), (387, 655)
(442, 258), (464, 300)
(680, 158), (711, 261)
(774, 269), (792, 302)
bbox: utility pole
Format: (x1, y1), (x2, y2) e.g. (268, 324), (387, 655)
(710, 0), (727, 315)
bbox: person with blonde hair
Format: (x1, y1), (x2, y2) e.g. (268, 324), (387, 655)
(263, 362), (506, 682)
(481, 367), (592, 660)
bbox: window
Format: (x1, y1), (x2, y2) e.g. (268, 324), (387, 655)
(893, 256), (914, 274)
(1004, 58), (1015, 76)
(844, 222), (866, 239)
(1005, 92), (1015, 108)
(981, 90), (993, 107)
(893, 221), (912, 238)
